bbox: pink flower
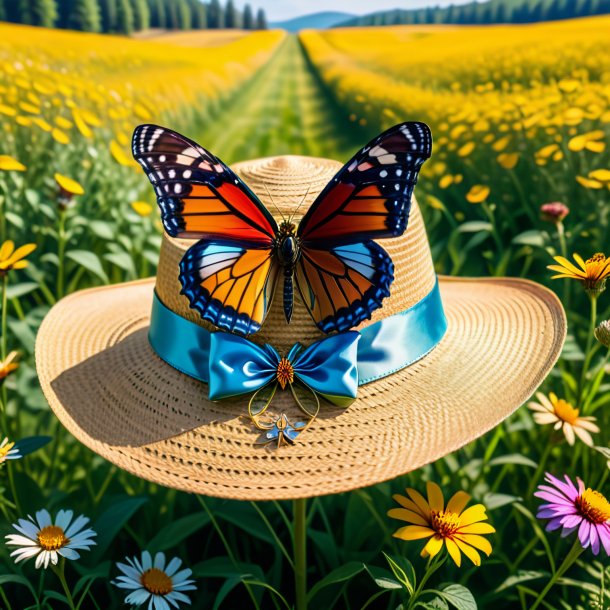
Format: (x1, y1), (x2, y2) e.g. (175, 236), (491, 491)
(535, 473), (610, 556)
(540, 202), (569, 223)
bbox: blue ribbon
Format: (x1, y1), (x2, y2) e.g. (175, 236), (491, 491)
(148, 279), (447, 401)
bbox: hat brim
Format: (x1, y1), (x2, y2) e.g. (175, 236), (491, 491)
(36, 276), (565, 500)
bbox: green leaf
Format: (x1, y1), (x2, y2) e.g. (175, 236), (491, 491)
(457, 221), (492, 233)
(6, 282), (39, 299)
(8, 319), (36, 352)
(0, 574), (38, 601)
(193, 556), (263, 579)
(488, 453), (537, 469)
(437, 584), (477, 610)
(512, 230), (546, 247)
(493, 570), (546, 593)
(482, 493), (521, 510)
(90, 496), (147, 561)
(419, 599), (449, 610)
(5, 211), (24, 229)
(89, 220), (115, 240)
(14, 435), (52, 456)
(307, 561), (365, 602)
(364, 564), (402, 590)
(212, 576), (242, 610)
(148, 512), (210, 553)
(104, 251), (136, 278)
(66, 250), (108, 283)
(383, 552), (415, 595)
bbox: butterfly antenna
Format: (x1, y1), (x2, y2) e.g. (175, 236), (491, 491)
(262, 182), (286, 223)
(289, 185), (311, 224)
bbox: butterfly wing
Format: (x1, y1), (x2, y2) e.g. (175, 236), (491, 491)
(132, 125), (281, 335)
(180, 241), (280, 336)
(297, 121), (432, 245)
(132, 124), (278, 243)
(295, 242), (393, 334)
(295, 122), (431, 333)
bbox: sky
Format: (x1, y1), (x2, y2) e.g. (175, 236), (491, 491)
(260, 0), (474, 21)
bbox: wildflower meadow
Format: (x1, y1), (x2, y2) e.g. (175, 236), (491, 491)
(0, 13), (609, 610)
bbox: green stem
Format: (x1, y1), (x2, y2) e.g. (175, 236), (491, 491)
(526, 430), (553, 498)
(57, 211), (66, 299)
(406, 554), (444, 610)
(578, 294), (598, 404)
(52, 559), (76, 610)
(556, 222), (570, 311)
(529, 539), (583, 610)
(1, 274), (8, 431)
(197, 496), (260, 610)
(293, 498), (307, 610)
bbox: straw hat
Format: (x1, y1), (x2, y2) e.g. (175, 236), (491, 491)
(36, 155), (566, 501)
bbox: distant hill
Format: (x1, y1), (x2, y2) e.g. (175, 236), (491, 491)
(336, 0), (610, 27)
(271, 11), (355, 32)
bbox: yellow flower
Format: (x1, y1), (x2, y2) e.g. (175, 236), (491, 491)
(52, 128), (70, 145)
(568, 130), (605, 153)
(0, 155), (26, 172)
(54, 173), (84, 196)
(438, 175), (454, 189)
(497, 152), (519, 169)
(576, 175), (603, 189)
(558, 78), (580, 93)
(466, 185), (490, 204)
(588, 169), (610, 183)
(110, 140), (136, 167)
(528, 392), (599, 446)
(426, 195), (445, 211)
(389, 482), (494, 567)
(0, 240), (36, 277)
(131, 201), (153, 217)
(457, 141), (475, 157)
(548, 252), (610, 295)
(0, 351), (19, 382)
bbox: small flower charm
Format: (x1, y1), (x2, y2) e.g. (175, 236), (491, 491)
(255, 414), (307, 448)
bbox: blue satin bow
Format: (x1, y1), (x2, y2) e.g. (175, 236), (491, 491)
(209, 331), (360, 408)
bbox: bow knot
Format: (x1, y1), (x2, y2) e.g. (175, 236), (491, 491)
(208, 331), (360, 408)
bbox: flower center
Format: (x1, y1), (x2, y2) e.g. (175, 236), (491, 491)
(37, 525), (68, 551)
(551, 397), (580, 424)
(587, 253), (606, 265)
(276, 357), (294, 390)
(576, 488), (610, 524)
(0, 440), (15, 458)
(140, 568), (173, 596)
(430, 511), (461, 538)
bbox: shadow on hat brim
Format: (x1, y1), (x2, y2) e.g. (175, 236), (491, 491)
(35, 276), (565, 500)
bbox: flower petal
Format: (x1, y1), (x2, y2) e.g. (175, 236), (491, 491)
(446, 491), (471, 516)
(453, 537), (482, 566)
(387, 508), (428, 526)
(393, 525), (435, 541)
(457, 504), (488, 525)
(426, 482), (444, 513)
(455, 534), (493, 556)
(445, 538), (462, 567)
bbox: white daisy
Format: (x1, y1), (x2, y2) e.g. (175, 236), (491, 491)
(0, 437), (21, 464)
(5, 509), (97, 569)
(113, 550), (196, 609)
(527, 391), (599, 446)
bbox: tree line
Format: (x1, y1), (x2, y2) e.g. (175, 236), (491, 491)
(338, 0), (610, 27)
(0, 0), (268, 34)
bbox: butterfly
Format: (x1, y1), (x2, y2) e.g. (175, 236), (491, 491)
(132, 122), (432, 336)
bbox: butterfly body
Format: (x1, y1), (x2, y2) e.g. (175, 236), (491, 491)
(133, 121), (432, 337)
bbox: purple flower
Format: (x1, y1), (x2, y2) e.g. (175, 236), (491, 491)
(535, 473), (610, 556)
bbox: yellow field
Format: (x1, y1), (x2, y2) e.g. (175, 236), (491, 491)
(300, 17), (610, 209)
(0, 24), (285, 169)
(144, 29), (253, 47)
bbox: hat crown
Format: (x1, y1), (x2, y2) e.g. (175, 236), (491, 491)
(154, 155), (437, 351)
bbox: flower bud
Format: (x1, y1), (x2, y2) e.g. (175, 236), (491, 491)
(594, 320), (610, 347)
(540, 202), (569, 223)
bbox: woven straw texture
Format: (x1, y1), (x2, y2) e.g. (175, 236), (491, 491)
(35, 155), (566, 500)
